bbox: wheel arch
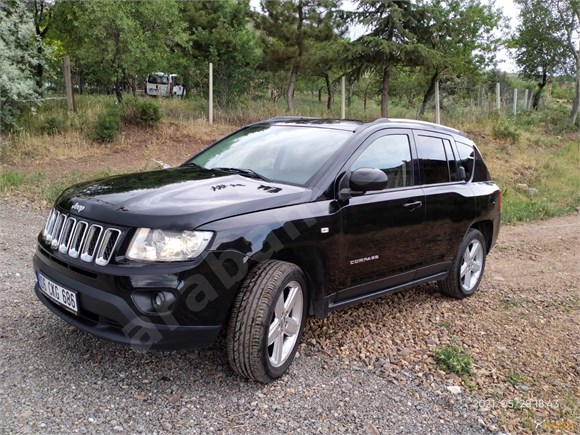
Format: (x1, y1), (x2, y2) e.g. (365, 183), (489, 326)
(271, 246), (328, 318)
(470, 220), (493, 254)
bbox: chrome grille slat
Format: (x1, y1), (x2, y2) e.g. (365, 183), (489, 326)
(80, 225), (103, 263)
(45, 210), (59, 244)
(95, 229), (121, 266)
(51, 214), (67, 249)
(59, 218), (77, 254)
(42, 208), (122, 266)
(69, 221), (88, 258)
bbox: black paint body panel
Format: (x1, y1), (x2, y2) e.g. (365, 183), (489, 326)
(32, 118), (501, 349)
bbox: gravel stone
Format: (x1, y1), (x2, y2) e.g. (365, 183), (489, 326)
(2, 198), (578, 434)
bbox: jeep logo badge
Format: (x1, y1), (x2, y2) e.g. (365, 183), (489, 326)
(71, 203), (85, 213)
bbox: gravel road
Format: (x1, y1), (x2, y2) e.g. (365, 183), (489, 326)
(2, 198), (575, 434)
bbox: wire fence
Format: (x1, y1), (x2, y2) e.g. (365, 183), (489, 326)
(1, 59), (573, 140)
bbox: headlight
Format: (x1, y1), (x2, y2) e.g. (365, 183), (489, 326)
(126, 228), (213, 262)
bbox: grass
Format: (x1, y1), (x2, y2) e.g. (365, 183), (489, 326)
(432, 341), (472, 375)
(0, 168), (116, 203)
(0, 169), (26, 192)
(506, 371), (526, 387)
(500, 297), (525, 309)
(1, 93), (579, 223)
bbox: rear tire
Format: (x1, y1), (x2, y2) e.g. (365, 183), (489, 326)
(438, 228), (487, 299)
(227, 260), (307, 383)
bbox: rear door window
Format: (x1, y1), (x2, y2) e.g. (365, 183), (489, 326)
(415, 135), (450, 185)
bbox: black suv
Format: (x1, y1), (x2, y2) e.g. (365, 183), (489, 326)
(33, 117), (501, 382)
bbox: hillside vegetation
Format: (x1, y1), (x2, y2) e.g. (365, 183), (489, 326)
(0, 96), (578, 225)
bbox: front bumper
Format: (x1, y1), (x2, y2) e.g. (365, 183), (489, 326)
(34, 285), (221, 350)
(33, 242), (249, 350)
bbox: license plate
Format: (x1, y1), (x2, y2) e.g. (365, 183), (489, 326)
(38, 273), (79, 315)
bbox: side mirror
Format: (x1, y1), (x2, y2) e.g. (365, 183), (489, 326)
(458, 166), (467, 181)
(349, 167), (388, 192)
(339, 168), (388, 201)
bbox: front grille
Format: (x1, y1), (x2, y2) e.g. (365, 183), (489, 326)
(42, 208), (122, 266)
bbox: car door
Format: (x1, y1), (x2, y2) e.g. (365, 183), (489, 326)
(335, 130), (425, 302)
(412, 131), (478, 277)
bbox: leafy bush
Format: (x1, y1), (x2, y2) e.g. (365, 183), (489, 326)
(492, 117), (521, 144)
(91, 106), (120, 143)
(122, 99), (162, 127)
(433, 342), (472, 375)
(40, 116), (65, 135)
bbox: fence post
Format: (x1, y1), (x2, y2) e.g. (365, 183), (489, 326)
(64, 55), (76, 112)
(513, 89), (518, 116)
(496, 82), (501, 112)
(341, 76), (345, 120)
(435, 80), (441, 124)
(0, 87), (3, 147)
(208, 62), (213, 125)
(523, 89), (528, 111)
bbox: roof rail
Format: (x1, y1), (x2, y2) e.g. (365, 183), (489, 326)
(362, 117), (467, 137)
(263, 116), (316, 122)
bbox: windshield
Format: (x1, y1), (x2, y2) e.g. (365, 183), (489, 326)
(187, 125), (352, 186)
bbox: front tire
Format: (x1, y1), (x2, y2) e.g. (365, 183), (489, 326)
(438, 228), (487, 299)
(227, 260), (307, 383)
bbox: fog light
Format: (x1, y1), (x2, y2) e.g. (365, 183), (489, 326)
(151, 291), (176, 313)
(153, 293), (164, 308)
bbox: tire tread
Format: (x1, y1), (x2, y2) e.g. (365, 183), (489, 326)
(227, 260), (304, 383)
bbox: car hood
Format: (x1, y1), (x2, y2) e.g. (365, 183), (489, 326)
(55, 167), (311, 229)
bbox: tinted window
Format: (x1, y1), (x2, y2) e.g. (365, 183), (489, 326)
(473, 146), (491, 182)
(189, 125), (352, 186)
(443, 139), (459, 181)
(351, 134), (413, 189)
(416, 135), (450, 184)
(456, 141), (475, 181)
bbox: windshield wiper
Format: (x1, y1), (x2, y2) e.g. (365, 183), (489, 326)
(212, 167), (271, 182)
(182, 161), (204, 169)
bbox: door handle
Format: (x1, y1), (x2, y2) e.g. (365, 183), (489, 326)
(403, 200), (423, 209)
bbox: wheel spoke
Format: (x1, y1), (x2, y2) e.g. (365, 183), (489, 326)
(460, 261), (469, 278)
(268, 318), (281, 346)
(463, 269), (472, 287)
(284, 285), (300, 312)
(470, 242), (481, 261)
(274, 293), (285, 319)
(285, 317), (300, 336)
(463, 248), (471, 264)
(272, 334), (284, 366)
(471, 260), (482, 273)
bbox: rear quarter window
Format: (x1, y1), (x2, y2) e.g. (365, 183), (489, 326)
(472, 146), (491, 182)
(456, 141), (475, 181)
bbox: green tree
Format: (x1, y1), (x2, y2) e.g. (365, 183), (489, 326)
(30, 0), (52, 89)
(513, 0), (571, 109)
(415, 0), (503, 116)
(552, 0), (580, 123)
(179, 0), (261, 106)
(0, 0), (42, 132)
(50, 0), (187, 102)
(349, 0), (438, 117)
(256, 0), (344, 112)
